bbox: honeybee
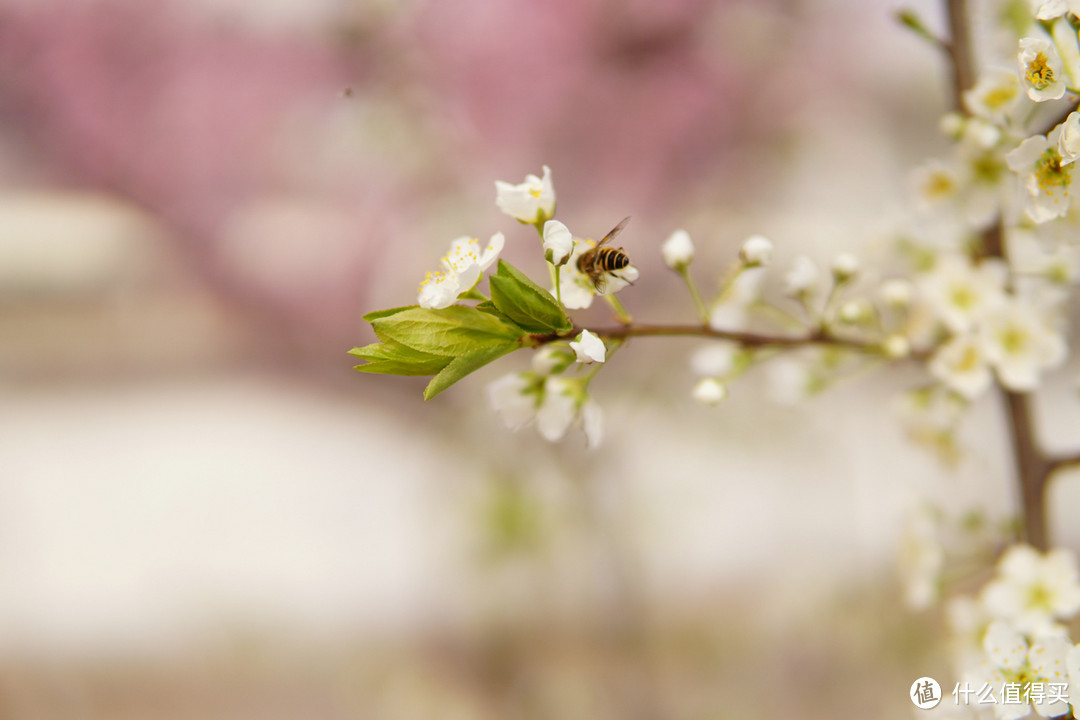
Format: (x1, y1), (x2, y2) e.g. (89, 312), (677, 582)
(577, 216), (633, 292)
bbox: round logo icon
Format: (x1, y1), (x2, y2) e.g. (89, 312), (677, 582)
(911, 677), (942, 710)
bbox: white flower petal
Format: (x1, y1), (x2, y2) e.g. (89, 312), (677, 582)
(1019, 37), (1067, 102)
(739, 235), (773, 266)
(582, 400), (604, 448)
(487, 373), (538, 430)
(495, 166), (556, 223)
(983, 621), (1028, 669)
(662, 229), (695, 269)
(543, 220), (574, 266)
(569, 330), (606, 364)
(692, 377), (727, 405)
(929, 334), (993, 399)
(536, 378), (577, 442)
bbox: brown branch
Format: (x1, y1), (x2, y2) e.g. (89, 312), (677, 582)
(945, 0), (1059, 550)
(944, 0), (974, 112)
(1049, 452), (1080, 473)
(578, 324), (878, 350)
(1001, 392), (1053, 550)
(531, 322), (920, 358)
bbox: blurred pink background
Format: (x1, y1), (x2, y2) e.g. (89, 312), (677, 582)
(3, 0), (1063, 718)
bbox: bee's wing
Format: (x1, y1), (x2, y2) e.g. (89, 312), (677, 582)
(596, 216), (630, 248)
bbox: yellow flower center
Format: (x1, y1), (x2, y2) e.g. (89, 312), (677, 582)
(972, 153), (1005, 185)
(998, 325), (1029, 356)
(949, 284), (977, 309)
(1026, 52), (1055, 91)
(1027, 583), (1054, 612)
(1034, 147), (1070, 195)
(925, 171), (956, 199)
(955, 344), (981, 372)
(984, 84), (1018, 109)
(528, 187), (542, 199)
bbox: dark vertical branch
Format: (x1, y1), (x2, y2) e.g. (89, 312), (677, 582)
(945, 0), (974, 112)
(1002, 392), (1052, 550)
(944, 0), (1053, 550)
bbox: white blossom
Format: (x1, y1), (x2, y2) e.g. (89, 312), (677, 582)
(940, 112), (965, 138)
(691, 378), (727, 405)
(963, 69), (1022, 123)
(918, 254), (1007, 333)
(542, 219), (574, 266)
(487, 372), (541, 431)
(1058, 111), (1080, 166)
(581, 399), (604, 448)
(929, 334), (993, 399)
(979, 300), (1067, 391)
(1008, 125), (1077, 223)
(536, 377), (603, 447)
(531, 345), (574, 375)
(489, 372), (603, 447)
(418, 233), (504, 309)
(661, 229), (694, 270)
(569, 330), (606, 364)
(1028, 0), (1080, 20)
(880, 279), (915, 308)
(536, 376), (578, 442)
(976, 621), (1072, 720)
(981, 544), (1080, 636)
(1018, 37), (1066, 102)
(832, 253), (860, 283)
(836, 299), (872, 325)
(913, 159), (962, 212)
(784, 256), (820, 297)
(495, 166), (556, 224)
(739, 234), (773, 267)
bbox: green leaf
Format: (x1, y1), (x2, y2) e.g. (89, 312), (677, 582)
(362, 305), (417, 323)
(423, 341), (518, 400)
(488, 260), (572, 333)
(474, 300), (519, 326)
(350, 340), (451, 376)
(370, 305), (524, 357)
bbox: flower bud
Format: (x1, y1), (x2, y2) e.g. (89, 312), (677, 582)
(661, 229), (695, 270)
(880, 279), (914, 308)
(883, 334), (911, 358)
(1059, 111), (1080, 166)
(692, 377), (727, 405)
(569, 329), (606, 364)
(837, 299), (872, 325)
(739, 235), (773, 267)
(832, 253), (860, 284)
(532, 345), (575, 375)
(939, 112), (965, 139)
(784, 256), (819, 296)
(542, 219), (574, 267)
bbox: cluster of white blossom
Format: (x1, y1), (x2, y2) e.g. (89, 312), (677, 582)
(905, 531), (1080, 719)
(469, 167), (637, 445)
(357, 2), (1080, 715)
(487, 343), (604, 448)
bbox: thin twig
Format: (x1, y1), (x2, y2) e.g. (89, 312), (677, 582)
(1049, 452), (1080, 473)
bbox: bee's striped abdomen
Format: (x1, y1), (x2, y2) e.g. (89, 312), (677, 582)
(595, 247), (630, 271)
